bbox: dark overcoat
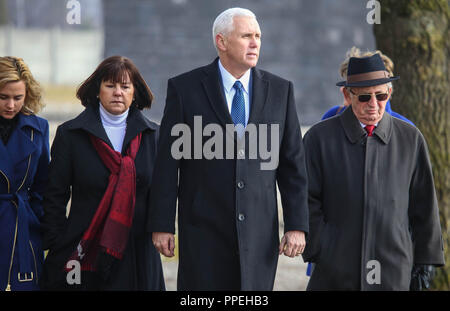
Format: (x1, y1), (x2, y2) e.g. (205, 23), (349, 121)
(0, 113), (49, 291)
(40, 103), (165, 290)
(148, 58), (309, 290)
(302, 106), (445, 290)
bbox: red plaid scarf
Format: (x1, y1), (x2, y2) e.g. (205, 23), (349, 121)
(66, 133), (141, 272)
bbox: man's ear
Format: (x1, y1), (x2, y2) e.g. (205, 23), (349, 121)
(342, 87), (352, 105)
(387, 86), (393, 101)
(216, 33), (227, 52)
(340, 86), (351, 106)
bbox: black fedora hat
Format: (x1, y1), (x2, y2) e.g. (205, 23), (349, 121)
(336, 54), (399, 87)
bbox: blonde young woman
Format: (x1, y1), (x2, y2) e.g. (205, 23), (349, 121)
(0, 56), (50, 291)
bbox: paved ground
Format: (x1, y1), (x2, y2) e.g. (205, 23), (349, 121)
(42, 102), (310, 291)
(161, 254), (309, 291)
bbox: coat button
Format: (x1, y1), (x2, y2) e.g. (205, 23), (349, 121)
(238, 213), (245, 221)
(237, 181), (245, 189)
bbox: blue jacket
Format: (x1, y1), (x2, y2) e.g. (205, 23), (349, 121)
(321, 100), (415, 126)
(0, 113), (49, 291)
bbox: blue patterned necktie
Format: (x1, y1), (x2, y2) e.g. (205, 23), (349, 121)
(231, 81), (246, 128)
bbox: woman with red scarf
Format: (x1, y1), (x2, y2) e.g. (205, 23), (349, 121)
(40, 56), (165, 290)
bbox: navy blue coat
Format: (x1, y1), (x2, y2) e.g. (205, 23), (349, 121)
(0, 113), (49, 291)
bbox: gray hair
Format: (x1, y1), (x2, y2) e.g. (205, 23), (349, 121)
(212, 7), (256, 51)
(346, 82), (392, 94)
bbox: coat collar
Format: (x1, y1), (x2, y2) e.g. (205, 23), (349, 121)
(122, 106), (158, 153)
(0, 113), (42, 190)
(16, 112), (45, 134)
(340, 105), (392, 145)
(201, 58), (233, 128)
(67, 102), (157, 153)
(249, 64), (269, 124)
(201, 57), (269, 129)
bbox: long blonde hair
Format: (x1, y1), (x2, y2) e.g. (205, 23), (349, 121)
(0, 56), (44, 114)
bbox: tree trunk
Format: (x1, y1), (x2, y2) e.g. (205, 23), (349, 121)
(374, 0), (450, 290)
(0, 0), (8, 25)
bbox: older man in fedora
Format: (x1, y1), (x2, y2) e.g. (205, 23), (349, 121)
(302, 53), (445, 290)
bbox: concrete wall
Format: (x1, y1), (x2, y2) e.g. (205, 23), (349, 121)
(0, 26), (103, 85)
(103, 0), (376, 125)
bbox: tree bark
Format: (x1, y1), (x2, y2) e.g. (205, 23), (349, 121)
(374, 0), (450, 290)
(0, 0), (8, 25)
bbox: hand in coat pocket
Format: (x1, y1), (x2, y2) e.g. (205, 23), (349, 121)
(152, 232), (175, 257)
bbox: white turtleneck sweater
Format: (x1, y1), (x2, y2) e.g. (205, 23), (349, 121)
(99, 103), (128, 153)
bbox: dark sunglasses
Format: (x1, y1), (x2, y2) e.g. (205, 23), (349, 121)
(349, 89), (389, 102)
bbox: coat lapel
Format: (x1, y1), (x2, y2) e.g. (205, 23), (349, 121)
(340, 106), (392, 145)
(340, 106), (368, 144)
(0, 113), (43, 191)
(121, 106), (157, 154)
(0, 140), (13, 189)
(67, 102), (114, 150)
(201, 58), (233, 128)
(373, 112), (392, 144)
(248, 67), (269, 124)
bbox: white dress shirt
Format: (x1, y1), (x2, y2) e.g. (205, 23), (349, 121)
(218, 59), (251, 126)
(359, 121), (379, 128)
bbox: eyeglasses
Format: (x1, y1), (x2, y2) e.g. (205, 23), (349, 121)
(349, 89), (389, 102)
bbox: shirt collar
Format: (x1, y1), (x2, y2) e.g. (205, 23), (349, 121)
(218, 59), (251, 95)
(359, 121), (378, 128)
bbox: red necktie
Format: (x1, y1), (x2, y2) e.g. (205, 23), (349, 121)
(365, 125), (375, 137)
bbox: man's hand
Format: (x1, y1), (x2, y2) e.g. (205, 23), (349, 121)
(410, 264), (435, 291)
(279, 230), (306, 258)
(152, 232), (175, 257)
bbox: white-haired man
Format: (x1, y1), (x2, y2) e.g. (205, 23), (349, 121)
(148, 8), (308, 290)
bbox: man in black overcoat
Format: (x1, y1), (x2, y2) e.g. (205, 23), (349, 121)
(148, 7), (309, 290)
(302, 54), (445, 290)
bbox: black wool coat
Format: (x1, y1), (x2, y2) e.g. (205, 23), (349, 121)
(302, 106), (444, 290)
(40, 103), (165, 290)
(148, 58), (309, 290)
